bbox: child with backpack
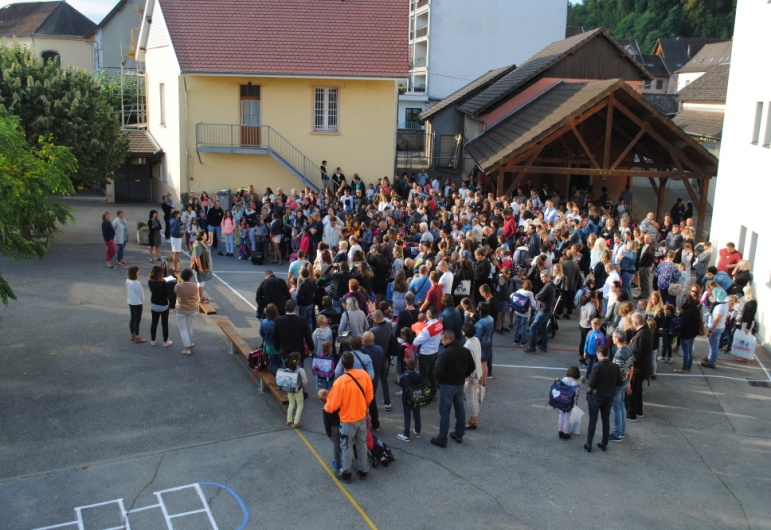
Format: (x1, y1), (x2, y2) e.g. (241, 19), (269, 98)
(511, 279), (536, 346)
(396, 358), (427, 442)
(318, 388), (342, 472)
(552, 365), (580, 440)
(583, 318), (605, 380)
(661, 304), (679, 362)
(397, 327), (417, 376)
(277, 352), (307, 428)
(312, 340), (336, 390)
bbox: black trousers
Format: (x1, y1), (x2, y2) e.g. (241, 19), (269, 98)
(129, 304), (143, 335)
(586, 394), (614, 446)
(418, 353), (438, 396)
(151, 309), (170, 341)
(626, 374), (645, 417)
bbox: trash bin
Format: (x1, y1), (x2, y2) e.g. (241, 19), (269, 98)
(216, 188), (231, 208)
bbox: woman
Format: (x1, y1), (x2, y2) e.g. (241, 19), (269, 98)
(102, 211), (117, 269)
(254, 216), (269, 258)
(619, 240), (638, 300)
(474, 302), (495, 385)
(391, 269), (409, 317)
(439, 294), (463, 343)
(552, 263), (565, 318)
(191, 232), (213, 303)
(166, 209), (184, 272)
(741, 286), (758, 336)
(656, 250), (681, 305)
(112, 209), (129, 266)
(126, 266), (146, 343)
(269, 212), (284, 265)
(221, 209), (236, 257)
(391, 245), (405, 280)
(174, 268), (198, 355)
(395, 291), (420, 336)
(147, 265), (173, 347)
(675, 296), (701, 373)
(590, 238), (608, 270)
(452, 257), (475, 303)
(463, 322), (483, 430)
(646, 291), (666, 376)
(694, 241), (713, 286)
(260, 303), (282, 374)
(147, 210), (163, 262)
(161, 194), (173, 240)
(338, 297), (369, 351)
(583, 346), (621, 453)
(578, 290), (599, 365)
(732, 260), (753, 294)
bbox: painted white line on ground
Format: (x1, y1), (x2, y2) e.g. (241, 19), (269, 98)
(752, 352), (771, 382)
(212, 272), (256, 311)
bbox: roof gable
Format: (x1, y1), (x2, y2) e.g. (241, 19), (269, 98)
(676, 40), (731, 74)
(420, 64), (516, 121)
(652, 38), (722, 74)
(677, 64), (730, 102)
(641, 54), (669, 78)
(0, 1), (95, 37)
(150, 0), (407, 78)
(457, 28), (651, 117)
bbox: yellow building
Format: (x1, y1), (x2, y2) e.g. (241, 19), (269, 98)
(136, 0), (408, 203)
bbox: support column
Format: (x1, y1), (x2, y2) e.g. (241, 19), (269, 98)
(696, 177), (710, 242)
(656, 177), (668, 221)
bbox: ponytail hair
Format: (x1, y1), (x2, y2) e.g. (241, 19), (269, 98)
(287, 351), (301, 371)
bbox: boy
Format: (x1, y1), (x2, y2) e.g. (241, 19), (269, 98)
(318, 389), (342, 471)
(396, 358), (425, 442)
(583, 318), (606, 381)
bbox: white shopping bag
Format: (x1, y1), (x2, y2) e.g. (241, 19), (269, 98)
(731, 330), (756, 360)
(570, 406), (584, 435)
(478, 384), (486, 403)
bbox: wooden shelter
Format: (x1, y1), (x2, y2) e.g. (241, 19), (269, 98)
(465, 79), (719, 239)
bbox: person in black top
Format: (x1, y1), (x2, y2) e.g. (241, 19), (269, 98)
(161, 195), (173, 241)
(584, 347), (622, 452)
(273, 299), (314, 362)
(256, 270), (291, 317)
(431, 330), (476, 448)
(296, 268), (316, 331)
(206, 200), (224, 254)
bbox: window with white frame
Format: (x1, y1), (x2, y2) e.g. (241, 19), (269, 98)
(752, 101), (763, 144)
(159, 83), (166, 126)
(314, 87), (338, 132)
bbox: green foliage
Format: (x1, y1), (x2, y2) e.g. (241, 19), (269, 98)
(567, 0), (736, 53)
(0, 43), (128, 189)
(0, 112), (76, 304)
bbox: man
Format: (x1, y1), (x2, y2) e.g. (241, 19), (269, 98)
(324, 351), (374, 482)
(610, 330), (634, 442)
(543, 200), (558, 223)
(296, 268), (316, 330)
(341, 188), (354, 213)
(361, 332), (385, 430)
(717, 242), (742, 274)
(619, 184), (633, 214)
(333, 336), (374, 379)
(524, 270), (556, 354)
(473, 248), (492, 303)
(627, 312), (653, 421)
(256, 270), (290, 317)
(670, 197), (685, 225)
(419, 222), (434, 247)
(502, 208), (517, 245)
(702, 286), (728, 369)
(323, 217), (341, 248)
(273, 299), (314, 362)
(437, 260), (454, 295)
(369, 311), (394, 411)
(430, 330), (476, 448)
(419, 271), (444, 314)
(413, 306), (444, 397)
(409, 265), (432, 306)
(561, 252), (581, 319)
(665, 224), (684, 256)
(583, 345), (622, 453)
(206, 200), (224, 254)
(637, 233), (656, 299)
(703, 266), (734, 291)
(320, 160), (329, 187)
(331, 167), (345, 192)
(287, 249), (310, 282)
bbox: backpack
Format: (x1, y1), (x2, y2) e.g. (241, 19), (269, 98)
(668, 315), (682, 336)
(368, 434), (395, 468)
(510, 292), (530, 314)
(548, 379), (577, 412)
(574, 287), (589, 308)
(276, 368), (302, 393)
(248, 348), (269, 370)
(311, 355), (335, 379)
(250, 250), (263, 265)
(405, 379), (433, 407)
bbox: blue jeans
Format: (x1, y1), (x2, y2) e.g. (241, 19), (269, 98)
(612, 383), (627, 437)
(681, 338), (694, 370)
(211, 225), (222, 249)
(528, 312), (550, 351)
(299, 304), (314, 330)
(268, 353), (283, 375)
(437, 383), (465, 444)
(225, 233), (235, 254)
(586, 394), (613, 446)
(116, 242), (126, 262)
(585, 354), (597, 380)
(707, 329), (722, 364)
(513, 314), (528, 344)
(402, 396), (421, 437)
(621, 272), (634, 299)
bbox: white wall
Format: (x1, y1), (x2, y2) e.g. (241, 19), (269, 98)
(709, 0), (771, 347)
(426, 0), (566, 100)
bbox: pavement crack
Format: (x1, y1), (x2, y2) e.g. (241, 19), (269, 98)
(125, 454), (164, 515)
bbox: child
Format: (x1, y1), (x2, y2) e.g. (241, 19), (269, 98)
(187, 218), (200, 252)
(366, 183), (375, 203)
(558, 366), (580, 440)
(495, 269), (511, 332)
(661, 303), (677, 362)
(313, 340), (335, 390)
(721, 295), (742, 354)
(583, 318), (605, 379)
(282, 352), (307, 428)
(396, 358), (425, 442)
(318, 389), (342, 471)
(411, 312), (427, 336)
(313, 315), (334, 356)
(397, 327), (417, 377)
(126, 266), (147, 343)
(288, 277), (299, 300)
(511, 279), (536, 346)
(238, 217), (250, 259)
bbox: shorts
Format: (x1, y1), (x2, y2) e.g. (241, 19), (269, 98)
(481, 345), (492, 363)
(171, 237), (183, 252)
(197, 280), (206, 287)
(271, 235), (282, 244)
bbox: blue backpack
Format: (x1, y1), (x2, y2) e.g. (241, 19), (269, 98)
(510, 292), (530, 314)
(548, 379), (577, 412)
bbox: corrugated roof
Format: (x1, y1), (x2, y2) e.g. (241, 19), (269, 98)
(672, 109), (724, 140)
(677, 64), (730, 102)
(677, 41), (731, 74)
(420, 64), (516, 121)
(0, 1), (95, 37)
(157, 0), (408, 78)
(125, 129), (162, 156)
(457, 28), (651, 117)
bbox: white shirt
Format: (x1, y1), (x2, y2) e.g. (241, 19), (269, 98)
(126, 279), (144, 305)
(413, 318), (443, 355)
(464, 336), (483, 381)
(439, 271), (454, 295)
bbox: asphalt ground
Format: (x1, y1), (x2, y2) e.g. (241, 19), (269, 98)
(1, 201), (769, 530)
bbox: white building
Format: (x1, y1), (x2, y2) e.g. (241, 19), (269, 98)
(398, 0), (566, 129)
(710, 0), (770, 348)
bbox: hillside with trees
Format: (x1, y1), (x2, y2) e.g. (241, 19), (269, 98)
(567, 0), (736, 53)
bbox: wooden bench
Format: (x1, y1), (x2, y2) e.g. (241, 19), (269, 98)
(215, 319), (288, 404)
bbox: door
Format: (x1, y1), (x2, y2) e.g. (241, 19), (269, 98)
(240, 84), (260, 146)
(438, 134), (456, 168)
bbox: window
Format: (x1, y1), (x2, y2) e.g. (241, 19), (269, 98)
(655, 79), (664, 90)
(643, 80), (651, 89)
(752, 101), (763, 144)
(314, 87), (338, 132)
(159, 83), (166, 126)
(405, 108), (422, 129)
(763, 103), (771, 148)
(41, 50), (60, 64)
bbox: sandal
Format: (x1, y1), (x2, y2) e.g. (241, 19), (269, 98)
(182, 349), (192, 355)
(465, 423), (477, 430)
(199, 298), (209, 304)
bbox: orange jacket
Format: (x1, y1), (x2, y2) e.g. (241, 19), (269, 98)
(324, 368), (374, 423)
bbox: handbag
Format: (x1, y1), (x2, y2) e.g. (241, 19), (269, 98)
(731, 330), (756, 360)
(697, 319), (707, 337)
(668, 283), (684, 296)
(453, 279), (471, 296)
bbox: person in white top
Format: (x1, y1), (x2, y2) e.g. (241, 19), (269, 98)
(602, 262), (621, 311)
(511, 279), (538, 346)
(347, 236), (363, 264)
(462, 322), (483, 429)
(438, 260), (454, 295)
(125, 265), (147, 343)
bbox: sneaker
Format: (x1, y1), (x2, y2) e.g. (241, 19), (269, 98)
(626, 414), (638, 422)
(396, 433), (410, 442)
(163, 340), (173, 347)
(413, 430), (421, 438)
(341, 472), (352, 483)
(522, 349), (537, 354)
(332, 460), (341, 470)
(430, 437), (447, 448)
(150, 340), (157, 346)
(487, 374), (493, 379)
(384, 403), (392, 411)
(656, 356), (665, 362)
(609, 435), (623, 443)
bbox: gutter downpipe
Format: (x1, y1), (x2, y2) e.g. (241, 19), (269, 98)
(183, 73), (190, 199)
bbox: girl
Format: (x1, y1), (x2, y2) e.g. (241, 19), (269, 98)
(102, 211), (116, 269)
(147, 210), (163, 262)
(238, 216), (250, 259)
(463, 322), (483, 431)
(269, 212), (284, 265)
(578, 290), (599, 365)
(557, 365), (580, 440)
(186, 217), (200, 253)
(260, 304), (282, 374)
(147, 265), (173, 347)
(391, 269), (408, 317)
(191, 232), (212, 304)
(126, 266), (146, 343)
(221, 209), (236, 257)
(474, 302), (495, 385)
(169, 210), (183, 272)
(283, 352), (308, 428)
(647, 291), (666, 375)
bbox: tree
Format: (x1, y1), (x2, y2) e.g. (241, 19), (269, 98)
(0, 112), (76, 304)
(0, 43), (128, 189)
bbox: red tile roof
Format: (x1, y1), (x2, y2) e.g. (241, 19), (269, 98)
(158, 0), (408, 78)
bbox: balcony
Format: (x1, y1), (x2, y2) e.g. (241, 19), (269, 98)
(412, 57), (426, 68)
(414, 0), (429, 10)
(415, 26), (428, 39)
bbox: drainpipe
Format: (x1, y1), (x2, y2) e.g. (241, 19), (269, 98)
(183, 73), (190, 200)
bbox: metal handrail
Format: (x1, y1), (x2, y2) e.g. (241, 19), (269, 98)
(196, 123), (321, 190)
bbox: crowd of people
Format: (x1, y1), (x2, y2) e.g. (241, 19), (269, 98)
(105, 167), (760, 474)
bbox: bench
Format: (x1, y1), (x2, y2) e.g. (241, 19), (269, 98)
(170, 271), (217, 314)
(215, 319), (288, 404)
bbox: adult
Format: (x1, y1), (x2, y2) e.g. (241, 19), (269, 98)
(694, 241), (712, 286)
(324, 351), (374, 483)
(287, 249), (310, 282)
(296, 268), (316, 330)
(273, 299), (314, 362)
(161, 194), (173, 240)
(395, 292), (420, 336)
(701, 286), (728, 369)
(112, 209), (129, 266)
(102, 211), (117, 269)
(523, 270), (556, 354)
(369, 311), (394, 412)
(419, 270), (444, 314)
(638, 212), (659, 242)
(256, 270), (291, 318)
(191, 232), (213, 303)
(474, 302), (495, 383)
(207, 200), (225, 254)
(462, 323), (483, 430)
(741, 286), (758, 336)
(656, 250), (680, 305)
(147, 265), (173, 347)
(338, 297), (370, 346)
(439, 294), (463, 346)
(609, 330), (634, 442)
(731, 260), (753, 295)
(584, 346), (622, 453)
(409, 265), (432, 306)
(169, 209), (183, 272)
(147, 210), (163, 262)
(413, 306), (444, 397)
(717, 242), (741, 275)
(430, 330), (476, 448)
(361, 331), (385, 430)
(561, 250), (582, 319)
(627, 312), (653, 421)
(675, 296), (701, 373)
(259, 303), (282, 374)
(174, 268), (199, 355)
